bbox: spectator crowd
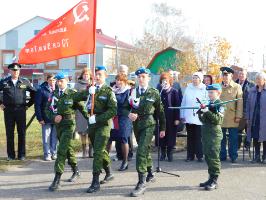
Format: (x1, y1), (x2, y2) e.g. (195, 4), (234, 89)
(1, 63), (266, 166)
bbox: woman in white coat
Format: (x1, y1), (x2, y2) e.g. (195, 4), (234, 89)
(181, 72), (207, 162)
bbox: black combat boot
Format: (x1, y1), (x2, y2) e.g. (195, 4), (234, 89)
(87, 172), (100, 193)
(205, 175), (218, 191)
(88, 144), (94, 158)
(49, 172), (62, 191)
(130, 172), (146, 197)
(146, 166), (155, 183)
(167, 147), (173, 162)
(160, 147), (166, 161)
(68, 165), (81, 182)
(199, 176), (211, 187)
(100, 166), (114, 184)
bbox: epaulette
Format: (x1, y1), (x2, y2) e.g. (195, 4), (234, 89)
(69, 88), (78, 92)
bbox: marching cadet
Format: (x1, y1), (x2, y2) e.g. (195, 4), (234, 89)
(46, 72), (88, 191)
(128, 67), (166, 197)
(86, 66), (117, 193)
(198, 84), (224, 191)
(0, 63), (36, 161)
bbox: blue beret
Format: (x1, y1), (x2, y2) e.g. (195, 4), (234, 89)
(95, 66), (107, 71)
(55, 72), (68, 80)
(135, 67), (150, 76)
(8, 63), (21, 71)
(207, 84), (222, 91)
(220, 67), (234, 74)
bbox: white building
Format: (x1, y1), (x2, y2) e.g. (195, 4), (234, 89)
(0, 16), (133, 82)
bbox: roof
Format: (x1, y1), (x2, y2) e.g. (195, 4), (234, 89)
(0, 16), (134, 50)
(147, 47), (182, 68)
(146, 47), (183, 74)
(96, 29), (134, 49)
(0, 16), (52, 36)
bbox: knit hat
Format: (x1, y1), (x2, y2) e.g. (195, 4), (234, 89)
(192, 72), (204, 82)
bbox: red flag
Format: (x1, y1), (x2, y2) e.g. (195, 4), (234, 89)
(19, 0), (97, 64)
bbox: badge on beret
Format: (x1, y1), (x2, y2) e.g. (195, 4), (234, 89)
(55, 72), (68, 80)
(207, 84), (222, 91)
(135, 67), (151, 76)
(95, 66), (107, 71)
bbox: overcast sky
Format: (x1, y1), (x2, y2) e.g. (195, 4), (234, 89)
(0, 0), (266, 70)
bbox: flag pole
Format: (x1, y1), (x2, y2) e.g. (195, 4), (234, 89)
(90, 0), (97, 116)
(90, 52), (96, 116)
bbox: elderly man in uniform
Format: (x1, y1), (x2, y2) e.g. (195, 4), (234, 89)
(86, 66), (117, 193)
(220, 67), (243, 163)
(128, 67), (166, 197)
(0, 63), (36, 161)
(46, 72), (88, 191)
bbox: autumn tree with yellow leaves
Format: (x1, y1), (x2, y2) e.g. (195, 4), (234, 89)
(203, 37), (232, 81)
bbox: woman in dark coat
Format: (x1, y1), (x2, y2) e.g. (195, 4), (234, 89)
(159, 72), (182, 161)
(107, 73), (132, 170)
(246, 72), (266, 163)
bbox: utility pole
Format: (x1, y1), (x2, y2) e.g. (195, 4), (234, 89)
(115, 35), (119, 70)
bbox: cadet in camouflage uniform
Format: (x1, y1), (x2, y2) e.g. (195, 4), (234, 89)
(128, 67), (166, 197)
(198, 84), (224, 191)
(86, 66), (117, 193)
(46, 73), (88, 191)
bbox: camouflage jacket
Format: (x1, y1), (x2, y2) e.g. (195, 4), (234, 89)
(131, 87), (166, 131)
(87, 84), (117, 127)
(198, 99), (224, 139)
(45, 88), (88, 126)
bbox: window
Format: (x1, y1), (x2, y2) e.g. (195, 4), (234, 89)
(46, 60), (57, 66)
(3, 53), (14, 65)
(77, 54), (89, 64)
(34, 30), (40, 35)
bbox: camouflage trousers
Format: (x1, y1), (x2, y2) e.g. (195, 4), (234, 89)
(89, 125), (111, 173)
(203, 139), (221, 176)
(54, 124), (77, 174)
(135, 125), (155, 174)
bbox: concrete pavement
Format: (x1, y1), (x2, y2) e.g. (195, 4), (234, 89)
(0, 151), (265, 200)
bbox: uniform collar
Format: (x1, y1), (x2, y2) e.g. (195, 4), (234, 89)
(96, 83), (105, 89)
(7, 76), (23, 83)
(58, 87), (68, 95)
(222, 80), (235, 88)
(138, 85), (148, 93)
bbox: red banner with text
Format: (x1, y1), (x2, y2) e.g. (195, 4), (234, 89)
(19, 0), (97, 64)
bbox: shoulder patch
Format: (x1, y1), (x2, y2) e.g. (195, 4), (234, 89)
(69, 88), (77, 93)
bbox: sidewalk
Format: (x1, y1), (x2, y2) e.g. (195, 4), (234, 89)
(0, 151), (265, 200)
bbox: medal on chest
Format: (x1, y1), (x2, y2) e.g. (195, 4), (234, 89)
(48, 95), (59, 114)
(128, 88), (140, 109)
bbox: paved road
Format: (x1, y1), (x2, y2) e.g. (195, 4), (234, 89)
(0, 151), (265, 200)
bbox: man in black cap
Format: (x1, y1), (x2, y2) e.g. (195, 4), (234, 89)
(0, 63), (36, 161)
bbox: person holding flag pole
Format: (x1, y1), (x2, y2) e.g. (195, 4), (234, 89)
(85, 65), (117, 193)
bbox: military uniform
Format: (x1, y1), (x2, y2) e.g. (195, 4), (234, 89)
(46, 73), (88, 191)
(129, 67), (166, 197)
(198, 84), (224, 191)
(0, 63), (36, 160)
(131, 87), (165, 173)
(86, 66), (117, 193)
(87, 84), (117, 172)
